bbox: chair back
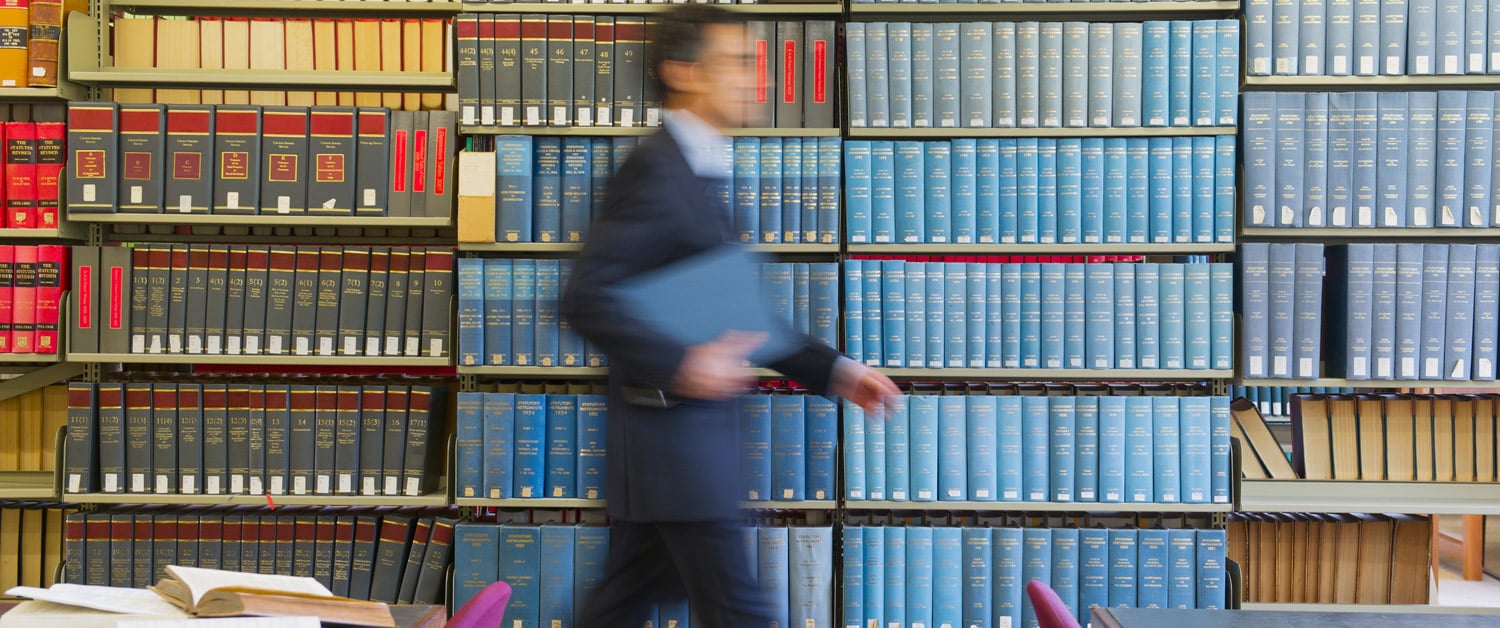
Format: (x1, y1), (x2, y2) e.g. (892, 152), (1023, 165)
(445, 581), (512, 628)
(1025, 579), (1083, 628)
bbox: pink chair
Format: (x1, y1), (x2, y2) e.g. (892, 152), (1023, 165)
(1025, 579), (1083, 628)
(445, 581), (512, 628)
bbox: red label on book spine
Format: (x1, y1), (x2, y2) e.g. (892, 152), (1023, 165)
(783, 41), (796, 103)
(814, 41), (827, 104)
(755, 40), (768, 104)
(77, 265), (91, 330)
(109, 265), (123, 330)
(412, 130), (428, 193)
(434, 128), (448, 196)
(393, 131), (408, 193)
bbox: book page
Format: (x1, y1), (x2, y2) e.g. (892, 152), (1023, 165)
(5, 584), (189, 617)
(165, 566), (333, 607)
(0, 600), (186, 628)
(119, 617), (321, 628)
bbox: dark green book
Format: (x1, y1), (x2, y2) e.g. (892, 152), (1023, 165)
(313, 512), (338, 589)
(67, 382), (101, 494)
(274, 517), (295, 576)
(142, 245), (168, 354)
(175, 514), (199, 570)
(198, 514), (223, 570)
(313, 385), (338, 494)
(381, 248), (409, 357)
(419, 249), (453, 358)
(130, 515), (152, 587)
(151, 385), (177, 493)
(263, 384), (291, 495)
(402, 386), (444, 497)
(165, 245), (188, 354)
(124, 383), (153, 493)
(150, 514), (176, 583)
(184, 245), (209, 354)
(358, 387), (386, 497)
(200, 384), (228, 495)
(314, 247), (343, 357)
(381, 388), (408, 496)
(204, 245), (229, 354)
(243, 246), (272, 355)
(226, 384), (251, 494)
(334, 386), (361, 495)
(368, 515), (415, 603)
(363, 248), (389, 357)
(247, 386), (267, 495)
(412, 517), (457, 605)
(290, 248), (320, 357)
(395, 517), (432, 604)
(337, 248), (369, 357)
(221, 514), (242, 573)
(176, 384), (203, 494)
(402, 249), (427, 357)
(348, 514), (381, 600)
(331, 514), (356, 597)
(292, 514), (317, 578)
(288, 385), (317, 495)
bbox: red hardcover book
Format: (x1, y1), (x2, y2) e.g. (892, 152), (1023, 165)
(0, 245), (13, 352)
(11, 244), (36, 352)
(5, 122), (35, 228)
(411, 122), (427, 199)
(34, 243), (65, 354)
(34, 122), (62, 229)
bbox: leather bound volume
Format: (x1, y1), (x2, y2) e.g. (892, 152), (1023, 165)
(0, 0), (30, 88)
(33, 243), (63, 354)
(25, 0), (60, 87)
(307, 107), (357, 215)
(212, 105), (262, 215)
(66, 103), (118, 214)
(164, 105), (215, 215)
(259, 107), (310, 215)
(117, 106), (166, 214)
(11, 244), (36, 353)
(34, 121), (64, 228)
(201, 384), (229, 495)
(313, 385), (338, 494)
(5, 121), (36, 227)
(313, 247), (342, 357)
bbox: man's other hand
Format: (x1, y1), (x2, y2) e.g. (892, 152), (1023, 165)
(672, 330), (766, 400)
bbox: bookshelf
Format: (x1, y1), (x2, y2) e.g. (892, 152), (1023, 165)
(847, 243), (1236, 255)
(847, 1), (1242, 15)
(1232, 377), (1500, 390)
(0, 227), (88, 241)
(877, 368), (1236, 380)
(456, 366), (783, 378)
(460, 126), (841, 137)
(0, 86), (87, 102)
(460, 2), (844, 15)
(0, 471), (60, 500)
(457, 242), (840, 254)
(69, 214), (455, 229)
(1240, 227), (1500, 240)
(1242, 75), (1500, 90)
(63, 491), (452, 507)
(454, 498), (838, 510)
(1238, 481), (1500, 516)
(846, 126), (1237, 139)
(111, 0), (465, 14)
(68, 353), (454, 367)
(844, 500), (1233, 513)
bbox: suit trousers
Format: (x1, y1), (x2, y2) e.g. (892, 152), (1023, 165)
(576, 519), (772, 628)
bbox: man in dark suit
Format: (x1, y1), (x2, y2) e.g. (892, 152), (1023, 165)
(562, 5), (899, 626)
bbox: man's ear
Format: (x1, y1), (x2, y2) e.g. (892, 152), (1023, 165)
(658, 59), (700, 95)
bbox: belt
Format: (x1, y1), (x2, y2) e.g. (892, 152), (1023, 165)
(622, 386), (677, 409)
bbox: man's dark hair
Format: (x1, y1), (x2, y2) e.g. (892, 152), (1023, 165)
(648, 5), (746, 94)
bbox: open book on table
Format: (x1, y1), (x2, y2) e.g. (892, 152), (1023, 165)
(148, 565), (396, 627)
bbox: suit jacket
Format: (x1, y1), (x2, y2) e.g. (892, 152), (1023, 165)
(561, 128), (842, 522)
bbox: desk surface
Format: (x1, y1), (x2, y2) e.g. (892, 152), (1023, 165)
(1093, 607), (1500, 628)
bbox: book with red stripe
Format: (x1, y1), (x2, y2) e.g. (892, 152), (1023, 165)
(34, 122), (63, 228)
(11, 245), (36, 352)
(0, 246), (11, 352)
(34, 243), (64, 354)
(5, 121), (36, 227)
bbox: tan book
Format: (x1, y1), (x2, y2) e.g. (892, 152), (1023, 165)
(1328, 396), (1361, 479)
(42, 385), (67, 471)
(1292, 395), (1334, 479)
(1388, 514), (1432, 604)
(248, 18), (286, 106)
(1229, 418), (1268, 479)
(1288, 517), (1308, 603)
(154, 17), (201, 105)
(421, 19), (445, 110)
(1414, 396), (1436, 481)
(221, 18), (252, 105)
(379, 19), (403, 109)
(282, 18), (315, 107)
(402, 20), (422, 111)
(21, 508), (42, 586)
(1316, 515), (1338, 603)
(1301, 516), (1319, 603)
(1382, 394), (1417, 481)
(1227, 518), (1248, 601)
(1274, 515), (1297, 602)
(0, 397), (18, 469)
(1453, 397), (1476, 482)
(1331, 514), (1361, 604)
(1433, 396), (1455, 482)
(17, 391), (41, 471)
(1231, 398), (1299, 479)
(1356, 395), (1386, 480)
(1477, 395), (1496, 482)
(351, 19), (380, 107)
(150, 565), (395, 626)
(43, 509), (63, 586)
(198, 18), (225, 105)
(1353, 513), (1394, 604)
(335, 19), (356, 106)
(0, 508), (18, 591)
(1255, 514), (1277, 602)
(312, 20), (337, 106)
(111, 15), (156, 104)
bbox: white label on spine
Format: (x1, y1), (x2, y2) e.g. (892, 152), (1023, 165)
(1353, 357), (1368, 377)
(1377, 357), (1392, 378)
(1444, 56), (1459, 74)
(363, 189), (376, 207)
(156, 475), (169, 493)
(132, 474), (146, 493)
(1386, 57), (1401, 74)
(317, 475), (330, 494)
(362, 477), (376, 495)
(179, 195), (192, 213)
(554, 106), (567, 125)
(83, 184), (96, 202)
(1360, 57), (1374, 74)
(247, 336), (261, 355)
(367, 338), (381, 356)
(319, 337), (334, 356)
(130, 186), (143, 205)
(188, 336), (202, 354)
(526, 106), (541, 126)
(168, 335), (182, 353)
(1332, 57), (1347, 75)
(1426, 357), (1441, 378)
(344, 337), (358, 356)
(182, 476), (195, 494)
(461, 106), (476, 126)
(1402, 357), (1416, 377)
(227, 192), (240, 209)
(482, 106), (496, 126)
(207, 336), (221, 355)
(407, 477), (421, 496)
(231, 476), (244, 494)
(339, 474), (352, 494)
(293, 476), (306, 495)
(406, 337), (420, 356)
(384, 477), (398, 495)
(577, 108), (592, 127)
(278, 196), (291, 214)
(294, 337), (309, 356)
(250, 476), (263, 494)
(207, 477), (220, 495)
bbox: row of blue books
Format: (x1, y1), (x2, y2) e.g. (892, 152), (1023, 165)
(454, 392), (607, 501)
(493, 135), (635, 245)
(1324, 243), (1500, 381)
(1232, 385), (1359, 418)
(453, 524), (835, 628)
(455, 258), (603, 368)
(1239, 243), (1326, 380)
(738, 394), (839, 502)
(1245, 0), (1500, 76)
(728, 137), (844, 245)
(844, 260), (1235, 371)
(844, 21), (1239, 130)
(842, 526), (1229, 628)
(844, 137), (1236, 245)
(1243, 91), (1500, 229)
(842, 395), (1233, 505)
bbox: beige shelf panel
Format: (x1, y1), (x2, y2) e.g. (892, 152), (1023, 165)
(70, 353), (453, 367)
(64, 490), (450, 506)
(848, 242), (1235, 254)
(846, 500), (1232, 513)
(1238, 480), (1500, 515)
(70, 214), (453, 228)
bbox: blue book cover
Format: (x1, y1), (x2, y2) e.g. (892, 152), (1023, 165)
(1168, 21), (1193, 126)
(482, 393), (515, 500)
(801, 136), (818, 244)
(1065, 263), (1087, 369)
(1327, 244), (1375, 378)
(1050, 397), (1077, 502)
(1490, 0), (1500, 76)
(1075, 397), (1100, 502)
(495, 136), (534, 243)
(1239, 245), (1271, 377)
(498, 525), (541, 627)
(454, 393), (483, 500)
(888, 23), (913, 129)
(966, 395), (999, 502)
(1190, 137), (1216, 241)
(1079, 529), (1110, 625)
(818, 137), (840, 244)
(1000, 139), (1020, 243)
(1273, 0), (1303, 74)
(945, 263), (968, 367)
(1058, 139), (1083, 243)
(1328, 92), (1354, 227)
(1411, 0), (1438, 73)
(844, 141), (873, 244)
(766, 262), (796, 335)
(1040, 22), (1064, 128)
(1016, 529), (1052, 628)
(882, 260), (908, 368)
(938, 395), (968, 501)
(574, 526), (610, 619)
(1050, 531), (1081, 628)
(1041, 262), (1066, 368)
(1302, 93), (1330, 228)
(539, 525), (575, 628)
(1179, 398), (1212, 504)
(457, 259), (484, 368)
(895, 141), (925, 245)
(1171, 137), (1193, 241)
(577, 395), (607, 500)
(871, 141), (897, 243)
(771, 395), (806, 502)
(1022, 396), (1051, 502)
(1160, 263), (1187, 370)
(1002, 264), (1022, 368)
(1137, 263), (1162, 369)
(1039, 139), (1059, 243)
(782, 138), (803, 243)
(927, 263), (946, 368)
(963, 528), (995, 628)
(1015, 22), (1039, 128)
(1246, 0), (1274, 75)
(532, 259), (561, 368)
(1191, 21), (1216, 126)
(758, 138), (783, 243)
(1352, 92), (1379, 225)
(800, 396), (836, 502)
(865, 262), (884, 367)
(987, 265), (1003, 368)
(952, 139), (978, 243)
(558, 261), (585, 367)
(1167, 529), (1197, 609)
(991, 22), (1016, 128)
(1213, 136), (1237, 241)
(1087, 23), (1113, 127)
(865, 398), (887, 502)
(512, 394), (546, 499)
(1293, 244), (1325, 378)
(933, 527), (963, 628)
(1210, 263), (1235, 370)
(1210, 397), (1232, 503)
(846, 23), (867, 128)
(1063, 22), (1089, 128)
(1196, 529), (1227, 609)
(1326, 0), (1356, 75)
(843, 528), (865, 628)
(1115, 264), (1138, 369)
(1436, 0), (1464, 74)
(1152, 397), (1182, 503)
(910, 396), (939, 502)
(532, 137), (563, 244)
(911, 23), (935, 129)
(1215, 20), (1239, 124)
(1143, 22), (1171, 127)
(811, 263), (839, 349)
(906, 263), (927, 368)
(1137, 529), (1169, 609)
(544, 394), (577, 499)
(843, 401), (866, 501)
(1099, 397), (1127, 503)
(1274, 92), (1306, 228)
(1125, 139), (1149, 244)
(1107, 529), (1138, 608)
(844, 261), (865, 364)
(1436, 90), (1467, 227)
(759, 527), (791, 628)
(560, 138), (591, 244)
(997, 396), (1024, 501)
(1420, 243), (1449, 379)
(1124, 397), (1155, 503)
(885, 397), (911, 501)
(1018, 138), (1040, 243)
(739, 395), (773, 501)
(1474, 245), (1500, 380)
(1184, 262), (1212, 370)
(591, 138), (612, 229)
(935, 23), (963, 129)
(1376, 92), (1410, 227)
(1299, 0), (1328, 75)
(867, 23), (890, 128)
(1081, 138), (1104, 242)
(1148, 138), (1173, 242)
(1466, 0), (1487, 73)
(1465, 92), (1494, 227)
(1085, 263), (1115, 369)
(1446, 243), (1478, 379)
(905, 526), (934, 628)
(1113, 23), (1143, 127)
(927, 142), (954, 243)
(1102, 139), (1127, 243)
(482, 259), (512, 366)
(977, 140), (1001, 242)
(962, 23), (994, 128)
(453, 524), (500, 612)
(883, 527), (906, 627)
(733, 137), (761, 243)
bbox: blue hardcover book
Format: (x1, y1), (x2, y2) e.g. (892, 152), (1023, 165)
(1022, 396), (1051, 502)
(1366, 243), (1397, 380)
(455, 393), (483, 499)
(482, 393), (515, 500)
(1328, 0), (1356, 74)
(1184, 262), (1211, 370)
(1436, 0), (1464, 73)
(1211, 263), (1235, 371)
(1420, 243), (1450, 379)
(771, 395), (807, 502)
(453, 524), (500, 612)
(1302, 93), (1330, 227)
(544, 394), (578, 499)
(1002, 264), (1022, 368)
(495, 136), (534, 243)
(844, 261), (865, 364)
(1040, 22), (1064, 127)
(847, 23), (867, 128)
(883, 527), (906, 627)
(910, 396), (939, 502)
(1065, 263), (1087, 369)
(1148, 138), (1173, 241)
(1467, 0), (1487, 73)
(1050, 397), (1078, 502)
(938, 395), (968, 501)
(844, 527), (864, 627)
(574, 526), (609, 620)
(539, 525), (575, 628)
(1143, 22), (1170, 127)
(1300, 0), (1328, 75)
(867, 23), (890, 128)
(1411, 0), (1438, 73)
(561, 138), (591, 244)
(1352, 92), (1379, 225)
(1436, 90), (1467, 227)
(577, 395), (607, 500)
(1137, 263), (1162, 369)
(1246, 0), (1274, 74)
(1137, 529), (1169, 609)
(1179, 397), (1212, 504)
(1016, 529), (1053, 628)
(1063, 22), (1089, 127)
(758, 138), (783, 243)
(895, 141), (925, 245)
(1189, 136), (1215, 241)
(1085, 263), (1115, 369)
(1079, 529), (1110, 625)
(966, 395), (999, 501)
(999, 139), (1020, 243)
(1273, 0), (1303, 74)
(1293, 244), (1325, 378)
(457, 258), (485, 368)
(882, 260), (908, 368)
(885, 397), (911, 501)
(1465, 92), (1493, 227)
(1376, 92), (1410, 227)
(498, 525), (541, 627)
(933, 527), (963, 628)
(1446, 243), (1478, 379)
(952, 139), (977, 243)
(1274, 92), (1306, 227)
(1239, 245), (1271, 377)
(1020, 263), (1042, 369)
(659, 600), (688, 628)
(740, 395), (774, 501)
(733, 137), (761, 243)
(1210, 397), (1232, 503)
(1057, 139), (1083, 243)
(865, 261), (885, 368)
(1215, 20), (1239, 124)
(997, 396), (1024, 501)
(1041, 263), (1066, 368)
(977, 140), (1001, 242)
(936, 23), (963, 129)
(1113, 23), (1143, 127)
(888, 23), (913, 128)
(1213, 136), (1236, 240)
(1266, 243), (1297, 377)
(1359, 0), (1385, 75)
(963, 528), (994, 628)
(1080, 138), (1103, 242)
(872, 141), (897, 243)
(968, 264), (989, 364)
(845, 141), (873, 244)
(1328, 93), (1355, 227)
(591, 137), (611, 228)
(1018, 138), (1040, 243)
(1099, 397), (1127, 503)
(1241, 93), (1275, 227)
(533, 138), (563, 244)
(906, 527), (934, 628)
(864, 398), (887, 502)
(843, 401), (867, 501)
(912, 23), (935, 129)
(1169, 21), (1193, 126)
(1107, 530), (1139, 609)
(759, 527), (791, 628)
(782, 138), (803, 243)
(801, 137), (818, 244)
(1475, 245), (1500, 380)
(512, 394), (546, 499)
(1325, 244), (1374, 378)
(945, 263), (967, 367)
(1015, 22), (1040, 128)
(1125, 397), (1156, 503)
(962, 23), (994, 128)
(1115, 264), (1138, 369)
(1102, 139), (1127, 243)
(1160, 263), (1187, 370)
(1076, 397), (1100, 502)
(1191, 21), (1216, 126)
(818, 137), (840, 244)
(1196, 530), (1227, 609)
(1039, 140), (1059, 243)
(1126, 139), (1149, 243)
(1161, 530), (1197, 610)
(906, 263), (927, 368)
(558, 260), (585, 367)
(532, 259), (561, 368)
(812, 263), (839, 348)
(482, 259), (512, 366)
(927, 263), (946, 368)
(988, 265), (1004, 368)
(1087, 23), (1113, 127)
(926, 141), (953, 243)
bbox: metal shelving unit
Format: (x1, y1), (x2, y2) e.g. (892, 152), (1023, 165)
(845, 500), (1233, 513)
(848, 1), (1241, 15)
(1238, 481), (1500, 516)
(1241, 227), (1500, 240)
(847, 126), (1236, 139)
(458, 366), (782, 378)
(1239, 603), (1500, 615)
(456, 498), (836, 510)
(1234, 377), (1500, 390)
(113, 0), (463, 13)
(848, 242), (1236, 255)
(64, 491), (451, 507)
(880, 368), (1235, 380)
(69, 214), (454, 228)
(460, 2), (843, 14)
(0, 471), (60, 500)
(1243, 74), (1500, 90)
(69, 353), (453, 367)
(459, 126), (840, 137)
(457, 242), (840, 254)
(0, 226), (89, 240)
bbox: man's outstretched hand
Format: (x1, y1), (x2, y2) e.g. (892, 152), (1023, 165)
(832, 360), (901, 416)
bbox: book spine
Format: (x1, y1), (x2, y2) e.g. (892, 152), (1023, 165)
(513, 393), (546, 498)
(483, 393), (515, 500)
(909, 396), (939, 502)
(937, 395), (967, 501)
(771, 395), (807, 502)
(962, 23), (992, 128)
(843, 400), (866, 501)
(962, 528), (993, 628)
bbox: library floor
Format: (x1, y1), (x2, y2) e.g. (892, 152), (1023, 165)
(1437, 517), (1500, 607)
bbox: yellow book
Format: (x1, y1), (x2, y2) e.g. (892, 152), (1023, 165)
(17, 389), (40, 471)
(0, 396), (19, 470)
(1352, 514), (1393, 604)
(111, 15), (156, 104)
(1292, 395), (1333, 479)
(402, 20), (422, 111)
(1477, 395), (1495, 482)
(1356, 395), (1385, 480)
(1413, 396), (1435, 481)
(221, 18), (251, 105)
(0, 508), (20, 592)
(248, 18), (286, 106)
(351, 20), (380, 107)
(154, 17), (201, 104)
(379, 19), (402, 109)
(335, 19), (356, 107)
(1433, 396), (1455, 482)
(312, 19), (337, 106)
(0, 0), (29, 87)
(1228, 416), (1268, 479)
(420, 19), (445, 110)
(1453, 397), (1476, 482)
(1388, 514), (1432, 604)
(21, 508), (42, 586)
(42, 385), (67, 471)
(283, 18), (315, 107)
(198, 18), (225, 105)
(1381, 394), (1416, 481)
